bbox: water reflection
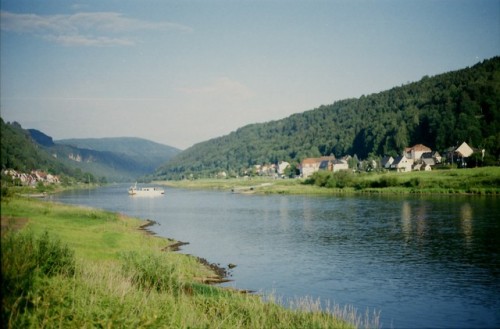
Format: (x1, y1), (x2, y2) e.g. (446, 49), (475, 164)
(460, 203), (473, 247)
(401, 201), (411, 239)
(278, 196), (290, 231)
(401, 201), (429, 240)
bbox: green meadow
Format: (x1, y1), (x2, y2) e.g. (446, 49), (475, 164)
(1, 197), (377, 328)
(160, 167), (500, 195)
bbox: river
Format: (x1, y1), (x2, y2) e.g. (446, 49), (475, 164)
(51, 184), (500, 328)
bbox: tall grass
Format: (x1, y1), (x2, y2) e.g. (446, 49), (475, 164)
(1, 197), (379, 328)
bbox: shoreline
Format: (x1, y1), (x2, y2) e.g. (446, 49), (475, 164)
(156, 167), (500, 196)
(138, 218), (231, 284)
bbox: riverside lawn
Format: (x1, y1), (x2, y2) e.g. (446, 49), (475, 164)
(1, 197), (377, 328)
(158, 167), (500, 195)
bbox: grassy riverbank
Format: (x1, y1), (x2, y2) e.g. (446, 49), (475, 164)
(159, 167), (500, 195)
(1, 197), (374, 328)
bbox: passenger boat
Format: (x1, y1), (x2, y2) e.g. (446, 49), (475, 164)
(128, 183), (164, 196)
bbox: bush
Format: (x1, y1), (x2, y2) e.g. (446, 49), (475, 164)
(329, 171), (354, 188)
(305, 171), (355, 188)
(304, 171), (333, 187)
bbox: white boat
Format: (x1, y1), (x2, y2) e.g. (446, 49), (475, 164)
(128, 183), (164, 196)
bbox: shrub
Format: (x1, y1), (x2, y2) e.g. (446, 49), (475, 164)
(331, 171), (354, 188)
(304, 171), (333, 187)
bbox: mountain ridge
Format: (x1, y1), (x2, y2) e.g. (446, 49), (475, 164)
(155, 56), (500, 179)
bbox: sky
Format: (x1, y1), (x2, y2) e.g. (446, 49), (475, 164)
(1, 0), (499, 149)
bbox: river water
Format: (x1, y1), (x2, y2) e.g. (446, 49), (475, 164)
(51, 184), (500, 328)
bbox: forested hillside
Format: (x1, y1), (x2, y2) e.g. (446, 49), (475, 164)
(0, 119), (94, 183)
(156, 57), (499, 179)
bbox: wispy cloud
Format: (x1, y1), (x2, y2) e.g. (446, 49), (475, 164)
(0, 10), (192, 47)
(178, 77), (255, 102)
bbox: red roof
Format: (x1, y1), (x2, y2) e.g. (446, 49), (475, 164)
(405, 144), (431, 152)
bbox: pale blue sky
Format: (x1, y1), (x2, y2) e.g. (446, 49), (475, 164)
(1, 0), (499, 149)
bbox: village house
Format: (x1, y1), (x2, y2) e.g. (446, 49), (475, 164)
(331, 159), (349, 172)
(3, 169), (60, 186)
(300, 156), (331, 178)
(381, 156), (394, 169)
(448, 141), (481, 167)
(391, 155), (414, 172)
(277, 161), (290, 176)
(253, 164), (277, 176)
(389, 144), (443, 172)
(300, 157), (325, 178)
(421, 151), (442, 167)
(405, 144), (432, 161)
(455, 142), (474, 158)
(300, 155), (349, 178)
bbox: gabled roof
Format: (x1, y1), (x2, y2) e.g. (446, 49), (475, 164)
(301, 158), (321, 165)
(391, 156), (404, 165)
(301, 156), (334, 165)
(405, 144), (432, 153)
(381, 156), (394, 166)
(455, 142), (474, 157)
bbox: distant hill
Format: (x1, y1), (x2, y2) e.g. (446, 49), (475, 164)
(53, 137), (181, 182)
(156, 56), (500, 179)
(57, 137), (180, 171)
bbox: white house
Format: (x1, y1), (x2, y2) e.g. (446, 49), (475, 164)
(405, 144), (432, 161)
(391, 155), (414, 172)
(277, 161), (290, 176)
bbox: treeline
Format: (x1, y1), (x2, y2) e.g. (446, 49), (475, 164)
(156, 57), (500, 179)
(0, 119), (101, 185)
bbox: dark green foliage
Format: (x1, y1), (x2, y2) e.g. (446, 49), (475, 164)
(0, 119), (95, 183)
(370, 176), (399, 188)
(156, 57), (500, 179)
(1, 231), (75, 323)
(304, 171), (355, 189)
